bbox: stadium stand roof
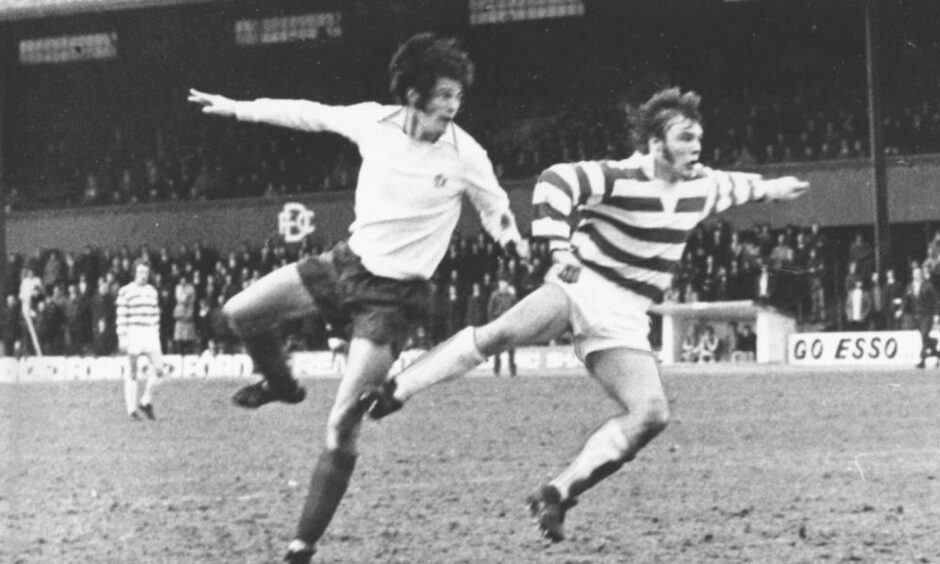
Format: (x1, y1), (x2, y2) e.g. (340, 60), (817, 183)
(0, 0), (216, 21)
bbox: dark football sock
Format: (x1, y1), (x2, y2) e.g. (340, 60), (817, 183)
(242, 331), (295, 389)
(295, 449), (358, 545)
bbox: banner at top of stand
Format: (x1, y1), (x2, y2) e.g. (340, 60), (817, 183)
(0, 0), (215, 22)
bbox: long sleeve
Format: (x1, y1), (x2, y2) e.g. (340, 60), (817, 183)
(531, 162), (605, 253)
(115, 288), (128, 339)
(234, 99), (390, 143)
(462, 145), (522, 248)
(702, 169), (766, 216)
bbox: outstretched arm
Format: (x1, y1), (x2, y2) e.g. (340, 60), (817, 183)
(187, 88), (383, 138)
(188, 89), (238, 118)
(462, 145), (527, 258)
(755, 176), (810, 201)
(705, 169), (810, 215)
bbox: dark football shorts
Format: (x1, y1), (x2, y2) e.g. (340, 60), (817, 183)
(295, 242), (429, 358)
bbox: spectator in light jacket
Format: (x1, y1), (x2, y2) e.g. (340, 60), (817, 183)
(844, 279), (872, 331)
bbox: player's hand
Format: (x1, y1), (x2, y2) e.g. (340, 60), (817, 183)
(552, 249), (581, 283)
(187, 88), (238, 118)
(502, 238), (530, 261)
(762, 176), (810, 201)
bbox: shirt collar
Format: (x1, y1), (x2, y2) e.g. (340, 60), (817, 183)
(623, 151), (655, 181)
(385, 106), (458, 149)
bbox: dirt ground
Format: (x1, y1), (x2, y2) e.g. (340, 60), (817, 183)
(2, 367), (939, 563)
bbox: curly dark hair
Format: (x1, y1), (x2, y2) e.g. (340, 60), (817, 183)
(388, 32), (474, 109)
(631, 87), (702, 154)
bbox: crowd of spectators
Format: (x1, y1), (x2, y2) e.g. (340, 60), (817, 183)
(672, 225), (940, 363)
(4, 221), (937, 362)
(680, 322), (757, 365)
(4, 0), (940, 212)
(0, 232), (548, 359)
(7, 76), (940, 212)
(840, 230), (940, 332)
(667, 221), (841, 322)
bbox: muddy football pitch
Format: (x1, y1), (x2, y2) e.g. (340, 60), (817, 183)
(3, 366), (939, 563)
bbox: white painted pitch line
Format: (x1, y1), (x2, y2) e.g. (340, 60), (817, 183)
(853, 457), (866, 481)
(848, 448), (940, 459)
(712, 447), (940, 469)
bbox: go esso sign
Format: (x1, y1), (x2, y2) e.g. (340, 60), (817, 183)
(788, 331), (922, 365)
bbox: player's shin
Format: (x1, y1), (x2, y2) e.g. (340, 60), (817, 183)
(294, 448), (357, 546)
(393, 326), (486, 401)
(140, 373), (158, 407)
(551, 414), (667, 502)
(123, 377), (139, 416)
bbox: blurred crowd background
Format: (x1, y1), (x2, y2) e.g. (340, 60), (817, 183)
(5, 1), (940, 210)
(5, 224), (940, 360)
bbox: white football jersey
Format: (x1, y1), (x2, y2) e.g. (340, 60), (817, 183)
(236, 100), (521, 279)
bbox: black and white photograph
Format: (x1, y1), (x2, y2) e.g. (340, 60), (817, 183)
(1, 0), (939, 562)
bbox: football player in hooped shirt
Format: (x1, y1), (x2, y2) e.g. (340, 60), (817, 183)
(188, 33), (525, 563)
(363, 87), (809, 543)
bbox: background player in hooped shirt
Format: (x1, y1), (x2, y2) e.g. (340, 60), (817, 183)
(115, 260), (166, 420)
(187, 33), (526, 563)
(363, 87), (810, 542)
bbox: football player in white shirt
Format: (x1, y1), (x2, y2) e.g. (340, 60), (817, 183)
(364, 87), (809, 543)
(188, 33), (525, 563)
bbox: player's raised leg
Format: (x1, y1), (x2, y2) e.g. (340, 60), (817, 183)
(285, 337), (396, 563)
(529, 348), (669, 541)
(224, 263), (318, 408)
(364, 284), (571, 419)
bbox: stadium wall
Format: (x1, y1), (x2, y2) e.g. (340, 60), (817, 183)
(7, 154), (940, 254)
(2, 329), (928, 383)
(0, 346), (586, 383)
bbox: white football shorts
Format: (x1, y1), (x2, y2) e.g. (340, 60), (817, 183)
(545, 264), (652, 361)
(123, 329), (164, 358)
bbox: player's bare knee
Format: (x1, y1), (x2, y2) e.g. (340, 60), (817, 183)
(222, 299), (267, 337)
(325, 406), (365, 450)
(220, 301), (245, 334)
